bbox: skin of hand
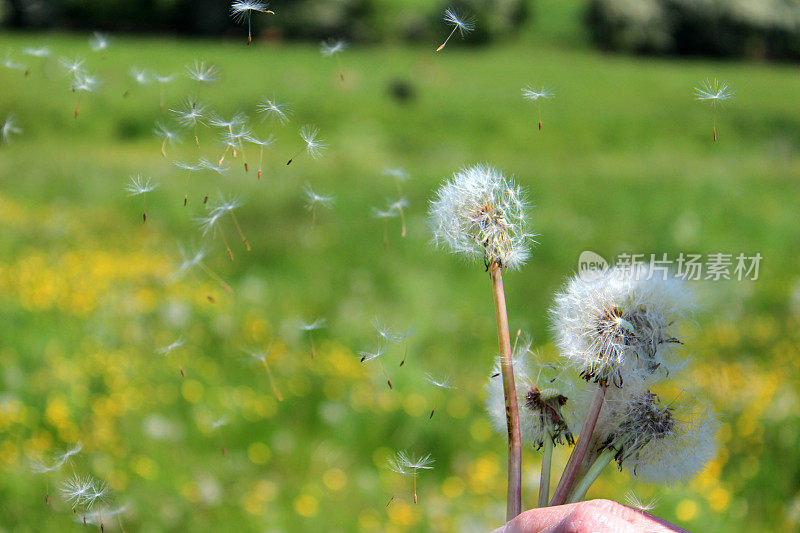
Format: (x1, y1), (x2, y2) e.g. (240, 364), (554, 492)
(493, 499), (691, 533)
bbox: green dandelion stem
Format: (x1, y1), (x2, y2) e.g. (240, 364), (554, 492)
(567, 448), (615, 504)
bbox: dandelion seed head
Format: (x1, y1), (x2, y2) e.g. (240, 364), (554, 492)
(231, 0), (271, 23)
(154, 121), (182, 144)
(695, 78), (734, 105)
(1, 114), (22, 143)
(23, 47), (51, 57)
(257, 97), (292, 124)
(522, 86), (554, 101)
(299, 318), (326, 331)
(186, 60), (219, 83)
(248, 133), (275, 148)
(72, 70), (100, 93)
(199, 157), (230, 175)
(299, 125), (327, 159)
(304, 185), (335, 210)
(125, 175), (158, 196)
(320, 39), (348, 56)
(129, 67), (149, 85)
(387, 451), (435, 476)
(423, 373), (455, 389)
(358, 345), (386, 363)
(383, 167), (409, 182)
(170, 96), (207, 127)
(551, 266), (694, 387)
(158, 337), (185, 355)
(58, 55), (85, 74)
(154, 73), (175, 84)
(623, 490), (659, 512)
(428, 164), (533, 270)
(443, 8), (476, 36)
(89, 32), (110, 52)
(600, 390), (718, 483)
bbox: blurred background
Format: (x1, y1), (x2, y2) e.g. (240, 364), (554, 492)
(0, 0), (799, 531)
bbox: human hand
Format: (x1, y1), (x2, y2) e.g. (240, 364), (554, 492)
(493, 499), (690, 533)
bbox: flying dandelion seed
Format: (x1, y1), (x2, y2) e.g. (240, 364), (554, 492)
(387, 451), (434, 504)
(383, 167), (409, 197)
(199, 156), (230, 176)
(172, 244), (233, 294)
(1, 114), (22, 145)
(424, 372), (455, 419)
(372, 206), (398, 249)
(436, 8), (475, 52)
(125, 175), (158, 222)
(226, 124), (253, 171)
(153, 73), (175, 110)
(257, 96), (292, 124)
(358, 345), (393, 388)
(522, 86), (554, 131)
(89, 32), (110, 54)
(287, 125), (326, 165)
(186, 60), (219, 86)
(174, 160), (202, 206)
(299, 318), (325, 358)
(214, 193), (251, 251)
(2, 51), (27, 73)
(154, 121), (182, 157)
(209, 112), (247, 162)
(171, 96), (206, 147)
(695, 78), (734, 141)
(243, 345), (283, 401)
(231, 1), (275, 45)
(23, 46), (51, 58)
(58, 55), (84, 75)
(623, 490), (659, 513)
(124, 67), (149, 97)
(303, 185), (334, 227)
(248, 133), (275, 179)
(71, 70), (99, 118)
(320, 39), (348, 81)
(158, 337), (185, 356)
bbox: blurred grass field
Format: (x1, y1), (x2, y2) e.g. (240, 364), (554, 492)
(1, 4), (800, 531)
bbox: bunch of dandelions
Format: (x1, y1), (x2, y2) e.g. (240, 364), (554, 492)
(387, 451), (434, 504)
(320, 39), (348, 81)
(231, 1), (275, 45)
(547, 266), (703, 506)
(694, 78), (734, 141)
(522, 85), (554, 131)
(428, 163), (534, 520)
(436, 7), (476, 52)
(125, 174), (159, 222)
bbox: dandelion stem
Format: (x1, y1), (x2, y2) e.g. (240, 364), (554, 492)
(539, 431), (554, 508)
(398, 205), (407, 238)
(436, 27), (458, 52)
(248, 13), (252, 46)
(229, 212), (251, 251)
(537, 102), (543, 131)
(490, 262), (522, 521)
(567, 448), (615, 504)
(336, 55), (344, 82)
(308, 331), (316, 358)
(215, 222), (234, 261)
(261, 359), (283, 401)
(383, 219), (389, 250)
(550, 383), (606, 506)
(197, 261), (233, 294)
(413, 474), (418, 504)
(258, 146), (264, 180)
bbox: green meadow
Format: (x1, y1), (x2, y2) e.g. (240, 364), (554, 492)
(1, 4), (799, 531)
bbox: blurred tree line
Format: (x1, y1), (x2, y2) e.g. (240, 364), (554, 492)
(0, 0), (531, 43)
(586, 0), (800, 61)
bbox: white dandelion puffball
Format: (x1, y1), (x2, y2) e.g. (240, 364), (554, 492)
(428, 164), (533, 270)
(601, 390), (718, 484)
(551, 266), (695, 387)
